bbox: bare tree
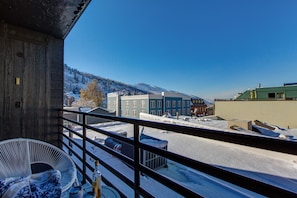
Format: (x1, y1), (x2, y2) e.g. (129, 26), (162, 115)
(79, 79), (104, 108)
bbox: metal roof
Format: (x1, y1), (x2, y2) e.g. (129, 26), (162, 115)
(0, 0), (91, 39)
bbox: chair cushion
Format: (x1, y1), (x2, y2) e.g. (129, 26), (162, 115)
(0, 169), (62, 198)
(31, 163), (53, 174)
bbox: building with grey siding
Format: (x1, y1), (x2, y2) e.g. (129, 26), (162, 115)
(107, 92), (191, 118)
(107, 92), (121, 116)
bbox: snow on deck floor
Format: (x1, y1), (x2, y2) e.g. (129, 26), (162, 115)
(66, 119), (297, 197)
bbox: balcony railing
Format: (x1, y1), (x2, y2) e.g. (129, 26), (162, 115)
(59, 109), (297, 197)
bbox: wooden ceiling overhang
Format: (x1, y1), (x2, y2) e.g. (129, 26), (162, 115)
(0, 0), (91, 39)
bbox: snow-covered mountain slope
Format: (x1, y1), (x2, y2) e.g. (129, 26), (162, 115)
(64, 64), (148, 99)
(134, 83), (213, 105)
(64, 64), (211, 105)
(133, 83), (168, 94)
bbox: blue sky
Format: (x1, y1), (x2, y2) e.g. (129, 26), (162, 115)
(65, 0), (297, 100)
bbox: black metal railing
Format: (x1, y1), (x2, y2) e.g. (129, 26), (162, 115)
(59, 109), (297, 198)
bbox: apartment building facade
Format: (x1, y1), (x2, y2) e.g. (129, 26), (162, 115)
(236, 84), (297, 101)
(107, 92), (191, 118)
(215, 84), (297, 128)
(190, 98), (207, 116)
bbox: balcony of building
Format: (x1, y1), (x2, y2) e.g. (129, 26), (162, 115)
(59, 109), (297, 197)
(1, 0), (297, 197)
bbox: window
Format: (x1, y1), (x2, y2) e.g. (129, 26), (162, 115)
(150, 110), (156, 115)
(141, 100), (146, 108)
(125, 100), (129, 107)
(157, 110), (162, 116)
(166, 100), (171, 108)
(178, 100), (181, 107)
(172, 100), (176, 108)
(133, 100), (137, 108)
(268, 93), (275, 99)
(150, 100), (156, 108)
(133, 110), (137, 117)
(172, 109), (176, 116)
(276, 92), (284, 100)
(157, 100), (162, 108)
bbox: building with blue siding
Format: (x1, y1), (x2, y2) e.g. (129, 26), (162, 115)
(107, 92), (191, 118)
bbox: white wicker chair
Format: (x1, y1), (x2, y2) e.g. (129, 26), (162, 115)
(0, 138), (77, 193)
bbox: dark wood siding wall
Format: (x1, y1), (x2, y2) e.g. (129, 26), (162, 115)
(0, 23), (63, 146)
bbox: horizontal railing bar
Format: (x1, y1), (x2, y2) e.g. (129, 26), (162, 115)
(82, 130), (154, 197)
(61, 116), (83, 127)
(137, 122), (297, 155)
(61, 123), (134, 158)
(139, 140), (283, 197)
(137, 188), (154, 198)
(85, 140), (136, 187)
(62, 123), (135, 167)
(60, 109), (297, 197)
(86, 124), (135, 144)
(94, 136), (296, 197)
(61, 132), (83, 150)
(140, 142), (296, 197)
(60, 122), (84, 139)
(86, 137), (135, 167)
(82, 133), (295, 197)
(61, 110), (297, 155)
(140, 164), (203, 197)
(102, 178), (128, 198)
(84, 174), (91, 185)
(61, 117), (136, 147)
(60, 122), (133, 197)
(87, 149), (136, 191)
(63, 132), (137, 191)
(69, 130), (84, 139)
(61, 139), (84, 164)
(76, 166), (83, 180)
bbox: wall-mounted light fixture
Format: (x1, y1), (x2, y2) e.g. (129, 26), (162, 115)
(15, 77), (20, 85)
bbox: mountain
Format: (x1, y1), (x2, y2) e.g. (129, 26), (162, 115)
(64, 64), (148, 100)
(134, 83), (213, 105)
(133, 83), (168, 94)
(64, 64), (211, 105)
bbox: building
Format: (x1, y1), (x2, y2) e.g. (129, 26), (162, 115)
(107, 92), (121, 116)
(236, 83), (297, 101)
(215, 84), (297, 128)
(0, 0), (90, 145)
(190, 98), (207, 116)
(64, 106), (116, 124)
(3, 2), (296, 197)
(107, 92), (191, 118)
